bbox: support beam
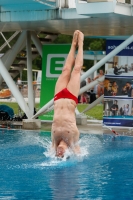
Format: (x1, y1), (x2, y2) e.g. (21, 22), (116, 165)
(0, 31), (20, 52)
(31, 31), (42, 57)
(1, 50), (11, 64)
(0, 31), (27, 85)
(27, 31), (34, 117)
(0, 59), (31, 118)
(81, 95), (104, 113)
(93, 53), (97, 78)
(2, 31), (27, 68)
(32, 99), (54, 119)
(79, 76), (104, 95)
(0, 32), (11, 48)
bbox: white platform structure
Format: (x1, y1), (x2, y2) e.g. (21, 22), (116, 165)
(0, 0), (133, 122)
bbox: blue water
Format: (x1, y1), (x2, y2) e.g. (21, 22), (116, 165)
(0, 129), (133, 200)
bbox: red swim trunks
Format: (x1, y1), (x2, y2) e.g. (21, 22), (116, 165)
(54, 88), (78, 104)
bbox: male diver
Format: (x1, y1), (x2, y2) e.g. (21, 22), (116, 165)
(51, 30), (84, 157)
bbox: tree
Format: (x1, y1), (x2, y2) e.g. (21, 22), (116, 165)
(89, 39), (105, 51)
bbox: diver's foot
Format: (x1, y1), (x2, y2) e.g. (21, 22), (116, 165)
(72, 30), (79, 47)
(78, 31), (84, 46)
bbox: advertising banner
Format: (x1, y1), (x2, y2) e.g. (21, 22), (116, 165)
(106, 39), (133, 56)
(40, 44), (70, 121)
(103, 40), (133, 128)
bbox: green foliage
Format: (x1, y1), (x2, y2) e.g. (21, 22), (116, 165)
(32, 55), (42, 70)
(83, 38), (106, 50)
(53, 34), (106, 51)
(89, 39), (105, 51)
(83, 59), (94, 71)
(54, 34), (72, 44)
(83, 38), (106, 71)
(22, 70), (27, 81)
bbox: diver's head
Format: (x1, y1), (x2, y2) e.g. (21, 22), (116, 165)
(56, 140), (68, 158)
(56, 146), (65, 158)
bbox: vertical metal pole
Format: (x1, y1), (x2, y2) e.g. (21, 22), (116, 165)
(20, 70), (22, 81)
(0, 59), (30, 118)
(31, 31), (42, 57)
(27, 31), (34, 117)
(93, 53), (97, 78)
(33, 72), (35, 81)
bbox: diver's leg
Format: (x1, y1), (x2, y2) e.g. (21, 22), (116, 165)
(67, 31), (84, 97)
(54, 30), (79, 95)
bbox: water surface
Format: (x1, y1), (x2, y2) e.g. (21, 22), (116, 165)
(0, 129), (133, 200)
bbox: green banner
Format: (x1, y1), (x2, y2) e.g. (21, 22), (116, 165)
(40, 44), (71, 121)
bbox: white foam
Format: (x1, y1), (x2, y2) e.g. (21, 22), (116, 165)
(42, 136), (90, 165)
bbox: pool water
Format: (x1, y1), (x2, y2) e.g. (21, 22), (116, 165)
(0, 129), (133, 200)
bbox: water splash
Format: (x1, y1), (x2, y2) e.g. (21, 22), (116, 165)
(37, 134), (93, 167)
(2, 131), (102, 169)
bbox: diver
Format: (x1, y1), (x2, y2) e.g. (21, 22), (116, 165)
(51, 30), (84, 158)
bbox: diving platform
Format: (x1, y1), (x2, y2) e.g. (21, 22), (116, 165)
(0, 0), (133, 36)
